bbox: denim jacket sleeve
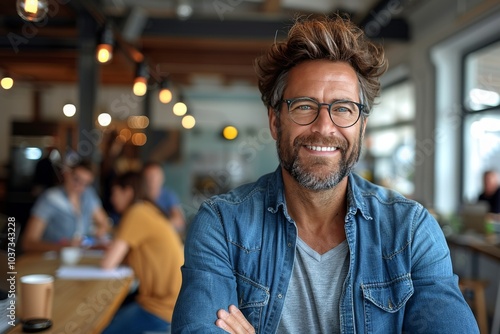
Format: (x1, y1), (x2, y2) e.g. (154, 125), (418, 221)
(171, 200), (239, 333)
(401, 207), (479, 334)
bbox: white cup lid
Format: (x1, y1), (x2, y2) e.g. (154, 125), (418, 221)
(20, 274), (54, 284)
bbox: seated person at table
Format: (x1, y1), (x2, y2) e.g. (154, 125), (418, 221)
(101, 171), (184, 334)
(478, 169), (500, 214)
(22, 160), (110, 252)
(142, 161), (186, 234)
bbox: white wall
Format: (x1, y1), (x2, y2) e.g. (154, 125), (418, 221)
(0, 85), (33, 170)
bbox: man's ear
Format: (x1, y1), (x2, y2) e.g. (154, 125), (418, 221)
(362, 117), (368, 134)
(268, 107), (279, 140)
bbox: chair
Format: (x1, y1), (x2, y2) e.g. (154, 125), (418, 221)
(459, 279), (489, 334)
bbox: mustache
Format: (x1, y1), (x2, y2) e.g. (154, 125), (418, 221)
(293, 134), (347, 151)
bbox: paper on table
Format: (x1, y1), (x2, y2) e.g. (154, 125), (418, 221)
(56, 265), (133, 280)
(81, 249), (105, 258)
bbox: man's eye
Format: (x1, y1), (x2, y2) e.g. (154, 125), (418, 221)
(297, 104), (314, 110)
(291, 103), (317, 111)
(334, 106), (352, 113)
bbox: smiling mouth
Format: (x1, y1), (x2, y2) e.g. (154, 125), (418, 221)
(305, 145), (338, 152)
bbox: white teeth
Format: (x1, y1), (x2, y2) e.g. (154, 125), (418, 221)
(307, 145), (337, 152)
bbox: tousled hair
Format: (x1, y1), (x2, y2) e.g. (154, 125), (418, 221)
(255, 14), (388, 116)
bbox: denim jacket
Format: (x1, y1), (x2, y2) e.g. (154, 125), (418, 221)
(172, 167), (478, 333)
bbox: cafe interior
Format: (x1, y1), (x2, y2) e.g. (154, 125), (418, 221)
(0, 0), (500, 332)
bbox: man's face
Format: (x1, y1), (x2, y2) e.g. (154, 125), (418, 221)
(269, 60), (366, 191)
(143, 166), (164, 200)
(67, 167), (94, 195)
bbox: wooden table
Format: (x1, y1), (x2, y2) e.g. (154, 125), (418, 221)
(8, 252), (133, 334)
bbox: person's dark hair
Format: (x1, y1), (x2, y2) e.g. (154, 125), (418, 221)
(113, 171), (170, 219)
(71, 159), (94, 174)
(112, 171), (144, 204)
(255, 14), (388, 117)
(142, 161), (162, 170)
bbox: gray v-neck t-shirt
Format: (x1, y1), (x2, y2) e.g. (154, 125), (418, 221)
(277, 238), (349, 334)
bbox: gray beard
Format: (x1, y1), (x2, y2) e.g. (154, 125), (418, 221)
(277, 126), (363, 191)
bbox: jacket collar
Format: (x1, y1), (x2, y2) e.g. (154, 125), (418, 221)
(266, 166), (373, 221)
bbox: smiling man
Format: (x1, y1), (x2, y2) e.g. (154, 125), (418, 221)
(172, 15), (479, 334)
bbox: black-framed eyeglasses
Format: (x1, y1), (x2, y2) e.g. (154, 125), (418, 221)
(281, 97), (365, 128)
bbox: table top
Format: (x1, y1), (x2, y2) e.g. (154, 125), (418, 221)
(447, 233), (500, 261)
(7, 251), (133, 334)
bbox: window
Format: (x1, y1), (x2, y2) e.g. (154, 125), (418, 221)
(462, 40), (500, 203)
(357, 80), (416, 196)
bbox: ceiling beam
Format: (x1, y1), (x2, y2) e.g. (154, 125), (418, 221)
(143, 17), (288, 40)
(357, 0), (410, 41)
(262, 0), (281, 13)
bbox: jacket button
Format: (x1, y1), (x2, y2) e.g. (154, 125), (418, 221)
(278, 294), (283, 299)
(287, 243), (291, 247)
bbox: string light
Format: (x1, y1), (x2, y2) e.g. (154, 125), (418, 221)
(97, 113), (112, 127)
(182, 115), (196, 129)
(159, 79), (172, 104)
(173, 91), (188, 115)
(63, 103), (76, 117)
(1, 76), (14, 90)
(131, 133), (147, 146)
(16, 0), (49, 22)
(96, 23), (114, 64)
(133, 62), (149, 96)
(173, 102), (187, 116)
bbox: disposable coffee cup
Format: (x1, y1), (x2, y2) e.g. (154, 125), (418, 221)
(20, 274), (54, 320)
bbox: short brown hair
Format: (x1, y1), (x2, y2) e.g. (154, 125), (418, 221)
(255, 15), (388, 115)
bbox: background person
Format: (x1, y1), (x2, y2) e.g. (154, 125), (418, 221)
(478, 169), (500, 214)
(31, 146), (62, 198)
(142, 162), (186, 234)
(172, 15), (478, 333)
(101, 171), (184, 334)
(22, 160), (110, 253)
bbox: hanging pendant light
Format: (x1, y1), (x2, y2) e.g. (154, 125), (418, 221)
(16, 0), (49, 22)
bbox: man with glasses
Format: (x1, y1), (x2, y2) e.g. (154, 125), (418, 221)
(22, 160), (111, 252)
(172, 15), (478, 333)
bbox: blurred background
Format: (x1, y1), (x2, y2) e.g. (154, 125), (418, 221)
(0, 0), (499, 224)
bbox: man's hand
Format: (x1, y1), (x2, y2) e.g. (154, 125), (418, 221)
(216, 305), (255, 334)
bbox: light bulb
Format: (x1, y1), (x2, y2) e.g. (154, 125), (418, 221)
(159, 88), (172, 104)
(1, 77), (14, 90)
(182, 115), (196, 129)
(96, 24), (114, 64)
(222, 126), (238, 140)
(133, 77), (148, 96)
(98, 113), (112, 127)
(63, 103), (76, 117)
(131, 133), (147, 146)
(173, 102), (187, 116)
(16, 0), (49, 22)
(96, 44), (113, 64)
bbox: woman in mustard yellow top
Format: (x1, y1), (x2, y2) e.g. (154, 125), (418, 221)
(101, 171), (184, 334)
